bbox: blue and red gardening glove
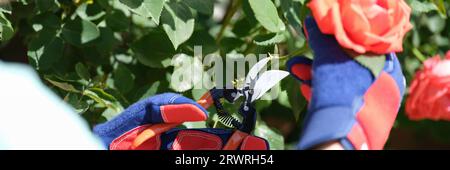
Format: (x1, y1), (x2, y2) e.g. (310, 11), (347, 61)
(287, 17), (406, 150)
(93, 93), (269, 150)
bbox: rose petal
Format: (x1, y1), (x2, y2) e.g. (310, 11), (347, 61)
(341, 2), (371, 44)
(365, 3), (391, 35)
(308, 0), (338, 34)
(331, 2), (367, 53)
(308, 0), (337, 19)
(432, 61), (450, 77)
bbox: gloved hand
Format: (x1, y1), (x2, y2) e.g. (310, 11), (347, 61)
(287, 17), (406, 150)
(93, 93), (269, 150)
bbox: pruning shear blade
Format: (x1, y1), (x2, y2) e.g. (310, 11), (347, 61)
(245, 57), (271, 89)
(251, 70), (290, 102)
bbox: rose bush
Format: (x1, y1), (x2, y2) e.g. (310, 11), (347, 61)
(308, 0), (413, 55)
(406, 52), (450, 121)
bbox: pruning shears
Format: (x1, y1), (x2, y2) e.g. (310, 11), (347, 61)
(196, 57), (289, 149)
(132, 57), (289, 150)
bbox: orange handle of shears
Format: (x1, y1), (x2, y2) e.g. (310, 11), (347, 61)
(131, 123), (179, 149)
(196, 91), (214, 109)
(131, 92), (215, 149)
(222, 130), (249, 150)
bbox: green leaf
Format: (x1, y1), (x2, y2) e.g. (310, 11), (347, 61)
(254, 122), (284, 150)
(191, 88), (208, 101)
(0, 12), (14, 42)
(404, 55), (421, 76)
(282, 77), (306, 121)
(64, 93), (89, 114)
(248, 0), (285, 33)
(120, 0), (166, 25)
(75, 62), (90, 80)
(113, 64), (135, 94)
(410, 1), (438, 15)
(75, 2), (106, 21)
(232, 17), (256, 37)
(219, 37), (245, 53)
(61, 18), (100, 46)
(186, 30), (218, 54)
(89, 88), (119, 102)
(80, 19), (100, 43)
(280, 0), (303, 33)
(138, 81), (161, 101)
(45, 78), (81, 93)
(35, 0), (59, 13)
(182, 0), (214, 15)
(277, 90), (291, 108)
(131, 31), (176, 68)
(83, 88), (123, 113)
(93, 27), (120, 55)
(427, 15), (446, 33)
(27, 29), (64, 70)
(31, 13), (61, 32)
(241, 0), (258, 25)
(105, 10), (129, 31)
(433, 0), (447, 18)
(253, 45), (275, 56)
(161, 1), (195, 49)
(0, 3), (12, 14)
(354, 55), (386, 78)
(102, 107), (123, 121)
(119, 0), (143, 8)
(253, 33), (285, 46)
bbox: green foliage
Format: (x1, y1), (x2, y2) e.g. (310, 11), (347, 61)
(0, 0), (449, 149)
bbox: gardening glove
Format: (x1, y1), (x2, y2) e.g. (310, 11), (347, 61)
(286, 17), (406, 150)
(93, 93), (269, 150)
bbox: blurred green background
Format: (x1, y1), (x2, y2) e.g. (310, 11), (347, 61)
(0, 0), (449, 149)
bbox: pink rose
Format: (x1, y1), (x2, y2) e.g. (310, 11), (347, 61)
(406, 52), (450, 121)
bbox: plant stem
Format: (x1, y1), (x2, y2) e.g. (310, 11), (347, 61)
(412, 48), (426, 63)
(278, 44), (309, 61)
(216, 0), (242, 43)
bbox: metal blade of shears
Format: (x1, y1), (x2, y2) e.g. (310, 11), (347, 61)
(251, 70), (290, 102)
(244, 57), (271, 89)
